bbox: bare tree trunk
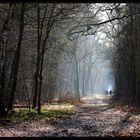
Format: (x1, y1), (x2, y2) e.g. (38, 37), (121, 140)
(129, 3), (137, 106)
(7, 3), (25, 112)
(82, 60), (86, 96)
(32, 4), (54, 111)
(75, 57), (80, 97)
(32, 4), (41, 109)
(37, 44), (45, 114)
(0, 4), (15, 115)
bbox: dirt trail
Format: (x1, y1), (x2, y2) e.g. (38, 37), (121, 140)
(0, 95), (140, 137)
(43, 95), (127, 137)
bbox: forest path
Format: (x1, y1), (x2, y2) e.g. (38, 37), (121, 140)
(0, 95), (140, 137)
(41, 95), (130, 136)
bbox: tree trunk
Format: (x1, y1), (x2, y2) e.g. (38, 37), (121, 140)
(7, 3), (25, 112)
(0, 4), (15, 115)
(32, 4), (41, 109)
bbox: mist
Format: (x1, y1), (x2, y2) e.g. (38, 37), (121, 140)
(57, 34), (116, 97)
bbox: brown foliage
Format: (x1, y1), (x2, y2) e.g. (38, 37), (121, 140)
(53, 91), (84, 105)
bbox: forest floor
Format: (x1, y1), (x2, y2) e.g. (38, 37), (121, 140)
(0, 95), (140, 137)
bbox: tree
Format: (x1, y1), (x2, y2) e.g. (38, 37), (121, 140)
(7, 3), (26, 112)
(0, 4), (16, 115)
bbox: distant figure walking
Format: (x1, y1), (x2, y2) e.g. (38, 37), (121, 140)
(109, 90), (113, 96)
(107, 85), (113, 96)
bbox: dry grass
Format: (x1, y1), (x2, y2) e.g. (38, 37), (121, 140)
(43, 103), (75, 111)
(53, 91), (84, 105)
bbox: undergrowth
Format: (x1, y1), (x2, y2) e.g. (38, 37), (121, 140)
(0, 106), (75, 123)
